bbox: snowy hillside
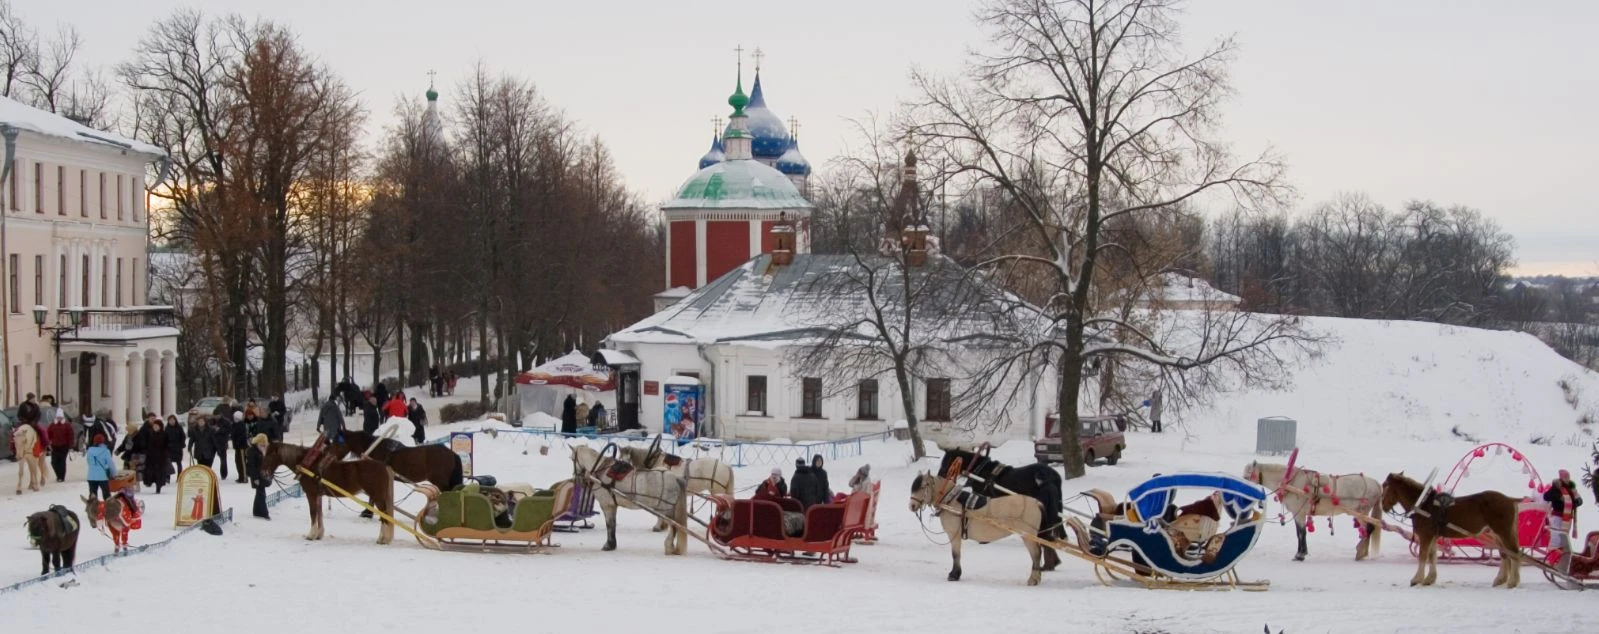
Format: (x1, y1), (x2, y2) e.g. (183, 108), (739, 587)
(1178, 315), (1599, 449)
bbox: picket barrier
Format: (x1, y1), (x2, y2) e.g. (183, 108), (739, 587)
(464, 427), (897, 468)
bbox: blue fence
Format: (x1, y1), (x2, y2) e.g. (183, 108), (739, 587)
(468, 427), (898, 468)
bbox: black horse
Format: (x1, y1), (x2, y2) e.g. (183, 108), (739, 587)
(937, 448), (1064, 571)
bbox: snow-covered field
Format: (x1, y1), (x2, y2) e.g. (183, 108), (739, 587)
(4, 316), (1598, 633)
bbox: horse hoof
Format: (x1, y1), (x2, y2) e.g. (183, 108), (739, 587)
(947, 572), (961, 582)
(602, 544), (616, 552)
(1293, 554), (1305, 562)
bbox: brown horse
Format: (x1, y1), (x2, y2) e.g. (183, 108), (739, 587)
(336, 430), (463, 491)
(25, 506), (79, 576)
(260, 442), (395, 544)
(1380, 472), (1521, 588)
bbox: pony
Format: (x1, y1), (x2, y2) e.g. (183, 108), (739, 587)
(25, 506), (79, 576)
(1380, 472), (1520, 588)
(909, 471), (1044, 585)
(336, 430), (464, 490)
(618, 443), (734, 532)
(13, 424), (46, 494)
(572, 445), (689, 555)
(937, 447), (1064, 570)
(82, 493), (135, 553)
(260, 442), (395, 544)
(1244, 460), (1383, 561)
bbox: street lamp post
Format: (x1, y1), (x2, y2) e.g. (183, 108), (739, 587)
(33, 305), (84, 411)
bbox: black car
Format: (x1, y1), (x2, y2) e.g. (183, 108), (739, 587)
(0, 407), (18, 461)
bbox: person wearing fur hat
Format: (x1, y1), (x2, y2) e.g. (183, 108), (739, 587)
(246, 434), (272, 520)
(1545, 469), (1584, 572)
(755, 467), (788, 501)
(848, 464), (873, 494)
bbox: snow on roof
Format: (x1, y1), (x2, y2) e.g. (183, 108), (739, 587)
(1133, 273), (1240, 306)
(654, 286), (693, 299)
(0, 96), (165, 158)
(609, 253), (1049, 347)
(595, 349), (641, 366)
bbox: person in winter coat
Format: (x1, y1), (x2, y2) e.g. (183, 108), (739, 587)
(268, 396), (288, 431)
(575, 401), (591, 430)
(229, 411), (249, 483)
(46, 413), (75, 482)
(142, 419), (171, 492)
(189, 418), (217, 469)
(588, 402), (608, 428)
(1148, 387), (1164, 433)
(754, 467), (788, 500)
(360, 395), (381, 435)
(429, 366), (442, 398)
(561, 394), (578, 435)
(810, 454), (833, 503)
(848, 464), (873, 494)
(117, 422), (144, 471)
(373, 383), (390, 411)
(384, 393), (408, 419)
(317, 395), (346, 443)
(338, 378), (360, 416)
(1545, 469), (1585, 571)
(246, 434), (271, 520)
(790, 458), (825, 510)
(211, 415), (232, 480)
(85, 435), (116, 499)
(87, 414), (116, 451)
(211, 398), (234, 425)
(165, 415), (186, 474)
(406, 398), (427, 445)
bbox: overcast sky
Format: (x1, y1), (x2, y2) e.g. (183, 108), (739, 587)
(19, 0), (1596, 275)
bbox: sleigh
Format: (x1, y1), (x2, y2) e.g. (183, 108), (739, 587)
(708, 489), (873, 565)
(1408, 443), (1559, 564)
(416, 480), (572, 552)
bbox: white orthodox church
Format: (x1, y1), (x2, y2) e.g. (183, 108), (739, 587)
(604, 65), (1051, 445)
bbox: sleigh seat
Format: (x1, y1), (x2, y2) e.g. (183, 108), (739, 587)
(418, 481), (571, 550)
(710, 491), (870, 564)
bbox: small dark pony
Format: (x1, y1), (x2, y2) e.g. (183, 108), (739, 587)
(26, 506), (79, 576)
(1380, 472), (1520, 588)
(938, 447), (1064, 570)
(337, 430), (463, 491)
(260, 441), (395, 544)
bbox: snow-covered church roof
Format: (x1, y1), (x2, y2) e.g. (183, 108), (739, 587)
(0, 96), (165, 157)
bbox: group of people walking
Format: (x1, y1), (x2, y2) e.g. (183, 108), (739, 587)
(322, 380), (429, 446)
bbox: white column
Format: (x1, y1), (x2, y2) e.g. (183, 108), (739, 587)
(88, 244), (100, 308)
(748, 219), (762, 258)
(161, 352), (177, 417)
(694, 218), (707, 287)
(109, 352), (127, 425)
(126, 350), (144, 423)
(144, 353), (159, 415)
(66, 243), (79, 307)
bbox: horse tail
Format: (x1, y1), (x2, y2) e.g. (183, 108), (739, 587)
(721, 462), (735, 495)
(447, 453), (464, 491)
(1369, 514), (1383, 556)
(1036, 471), (1065, 541)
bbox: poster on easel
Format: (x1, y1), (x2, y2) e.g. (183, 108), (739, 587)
(450, 432), (474, 479)
(173, 465), (220, 527)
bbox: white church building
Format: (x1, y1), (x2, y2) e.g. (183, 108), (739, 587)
(604, 70), (1054, 445)
(0, 97), (179, 422)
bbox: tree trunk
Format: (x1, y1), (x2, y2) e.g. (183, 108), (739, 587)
(1058, 318), (1087, 479)
(396, 321), (407, 388)
(892, 365), (927, 460)
(477, 308), (490, 405)
(409, 322), (430, 387)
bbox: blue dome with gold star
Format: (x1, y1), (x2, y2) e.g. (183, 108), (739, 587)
(775, 138), (810, 176)
(697, 135), (725, 169)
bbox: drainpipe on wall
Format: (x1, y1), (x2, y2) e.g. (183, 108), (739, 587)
(0, 125), (18, 406)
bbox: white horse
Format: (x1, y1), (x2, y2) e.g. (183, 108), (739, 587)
(572, 445), (690, 556)
(909, 471), (1044, 586)
(13, 424), (46, 494)
(618, 444), (734, 532)
(1244, 460), (1382, 561)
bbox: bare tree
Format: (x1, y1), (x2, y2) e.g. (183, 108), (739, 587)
(907, 0), (1304, 478)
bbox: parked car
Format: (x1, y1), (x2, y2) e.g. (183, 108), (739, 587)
(1034, 413), (1125, 466)
(1, 407), (18, 461)
(188, 396), (225, 420)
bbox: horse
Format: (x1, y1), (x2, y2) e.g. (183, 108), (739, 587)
(337, 430), (463, 490)
(937, 447), (1063, 570)
(13, 424), (46, 494)
(260, 442), (395, 544)
(571, 445), (689, 555)
(82, 493), (135, 553)
(1244, 460), (1383, 561)
(617, 443), (734, 532)
(25, 506), (79, 576)
(909, 471), (1044, 586)
(1380, 472), (1520, 588)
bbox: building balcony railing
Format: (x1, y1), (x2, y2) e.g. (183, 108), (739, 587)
(77, 306), (178, 331)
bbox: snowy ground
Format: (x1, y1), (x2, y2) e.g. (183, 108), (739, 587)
(5, 319), (1599, 632)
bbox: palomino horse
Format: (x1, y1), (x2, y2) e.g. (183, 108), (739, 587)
(25, 506), (79, 576)
(260, 442), (395, 544)
(572, 445), (689, 555)
(13, 424), (46, 494)
(1244, 461), (1382, 561)
(82, 493), (136, 553)
(1380, 472), (1520, 588)
(938, 448), (1064, 571)
(618, 443), (734, 532)
(909, 471), (1044, 586)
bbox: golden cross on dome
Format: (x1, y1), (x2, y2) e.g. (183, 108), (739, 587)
(426, 69), (436, 88)
(710, 116), (723, 136)
(788, 116), (800, 139)
(753, 47), (765, 73)
(734, 44), (744, 78)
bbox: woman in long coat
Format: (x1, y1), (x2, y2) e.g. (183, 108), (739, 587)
(142, 419), (171, 493)
(560, 394), (578, 434)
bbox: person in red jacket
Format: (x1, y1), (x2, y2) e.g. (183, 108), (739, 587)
(384, 392), (409, 419)
(46, 414), (76, 482)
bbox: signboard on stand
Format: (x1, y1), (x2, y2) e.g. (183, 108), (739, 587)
(663, 379), (702, 442)
(173, 465), (220, 528)
(450, 432), (475, 479)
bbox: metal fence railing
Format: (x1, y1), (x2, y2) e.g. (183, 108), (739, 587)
(460, 428), (898, 468)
